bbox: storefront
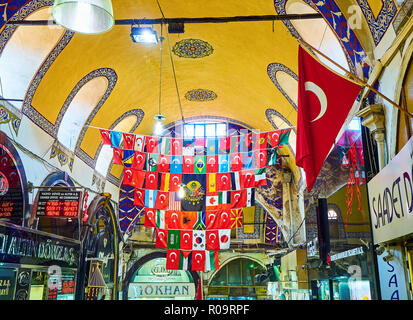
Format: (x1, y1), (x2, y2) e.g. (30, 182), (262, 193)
(122, 252), (199, 300)
(0, 221), (80, 300)
(367, 136), (413, 300)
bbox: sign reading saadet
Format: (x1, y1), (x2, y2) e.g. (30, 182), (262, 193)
(367, 137), (413, 244)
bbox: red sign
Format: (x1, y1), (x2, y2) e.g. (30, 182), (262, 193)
(36, 191), (82, 218)
(44, 200), (79, 217)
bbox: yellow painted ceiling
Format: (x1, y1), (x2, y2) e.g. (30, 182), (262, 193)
(24, 0), (386, 182)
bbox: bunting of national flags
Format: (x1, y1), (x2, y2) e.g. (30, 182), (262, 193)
(102, 128), (291, 272)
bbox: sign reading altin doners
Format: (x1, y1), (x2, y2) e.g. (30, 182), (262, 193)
(367, 137), (413, 244)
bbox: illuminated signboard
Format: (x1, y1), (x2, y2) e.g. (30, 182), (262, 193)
(35, 191), (82, 218)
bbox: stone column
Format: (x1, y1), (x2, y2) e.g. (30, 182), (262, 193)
(356, 104), (386, 170)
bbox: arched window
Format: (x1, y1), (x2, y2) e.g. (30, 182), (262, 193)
(285, 0), (350, 75)
(0, 6), (66, 110)
(95, 115), (139, 176)
(57, 77), (109, 151)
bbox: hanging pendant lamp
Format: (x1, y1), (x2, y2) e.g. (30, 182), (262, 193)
(52, 0), (114, 34)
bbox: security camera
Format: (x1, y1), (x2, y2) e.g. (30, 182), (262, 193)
(375, 245), (385, 255)
(383, 253), (394, 262)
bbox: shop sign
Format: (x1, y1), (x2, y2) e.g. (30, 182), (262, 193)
(128, 282), (195, 298)
(376, 245), (409, 300)
(367, 137), (413, 244)
(35, 191), (82, 218)
(330, 246), (363, 261)
(0, 223), (79, 267)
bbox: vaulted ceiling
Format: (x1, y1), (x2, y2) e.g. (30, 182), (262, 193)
(0, 0), (400, 188)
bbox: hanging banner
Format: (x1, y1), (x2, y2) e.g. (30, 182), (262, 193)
(367, 137), (413, 244)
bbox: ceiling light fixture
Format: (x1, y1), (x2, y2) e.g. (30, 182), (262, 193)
(130, 26), (158, 44)
(52, 0), (114, 34)
(153, 23), (165, 136)
(153, 114), (165, 136)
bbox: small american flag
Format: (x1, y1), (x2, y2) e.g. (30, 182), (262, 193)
(169, 192), (181, 211)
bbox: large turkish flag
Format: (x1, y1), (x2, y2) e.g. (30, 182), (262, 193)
(296, 46), (362, 192)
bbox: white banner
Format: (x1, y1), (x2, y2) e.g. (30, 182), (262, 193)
(367, 137), (413, 244)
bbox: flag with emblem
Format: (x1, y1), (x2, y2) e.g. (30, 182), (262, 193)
(217, 210), (232, 229)
(181, 174), (206, 211)
(134, 135), (145, 152)
(205, 250), (220, 271)
(182, 156), (195, 173)
(194, 155), (206, 174)
(183, 138), (195, 156)
(171, 138), (183, 156)
(245, 188), (255, 207)
(206, 138), (218, 155)
(100, 129), (111, 145)
(206, 155), (218, 173)
(134, 188), (145, 207)
(180, 211), (198, 229)
(255, 149), (268, 169)
(157, 155), (170, 173)
(167, 229), (180, 249)
(206, 230), (220, 251)
(268, 130), (282, 148)
(145, 172), (159, 190)
(192, 250), (206, 271)
(123, 167), (135, 186)
(267, 148), (277, 166)
(169, 173), (182, 192)
(218, 229), (231, 249)
(132, 152), (146, 170)
(180, 230), (193, 250)
(113, 148), (123, 165)
(218, 154), (230, 173)
(170, 156), (182, 174)
(156, 229), (168, 249)
(122, 150), (135, 167)
(206, 210), (220, 229)
(230, 209), (243, 228)
(192, 230), (206, 250)
(144, 208), (157, 227)
(255, 132), (268, 150)
(230, 153), (243, 172)
(145, 136), (159, 154)
(123, 133), (136, 150)
(160, 137), (171, 155)
(206, 192), (219, 210)
(156, 210), (166, 229)
(146, 153), (158, 171)
(169, 192), (181, 211)
(110, 131), (122, 148)
(166, 249), (180, 269)
(165, 210), (181, 229)
(216, 173), (232, 191)
(255, 168), (267, 187)
(207, 173), (217, 193)
(240, 170), (255, 189)
(145, 190), (157, 208)
(155, 191), (169, 210)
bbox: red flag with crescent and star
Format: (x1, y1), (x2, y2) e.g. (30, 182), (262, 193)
(296, 45), (362, 192)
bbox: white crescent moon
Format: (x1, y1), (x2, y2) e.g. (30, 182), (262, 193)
(169, 252), (177, 261)
(209, 214), (216, 221)
(195, 253), (202, 261)
(158, 231), (165, 238)
(160, 194), (166, 201)
(221, 176), (228, 183)
(183, 233), (191, 241)
(209, 233), (216, 241)
(172, 176), (179, 183)
(221, 212), (228, 221)
(208, 158), (216, 164)
(234, 194), (240, 201)
(305, 81), (328, 122)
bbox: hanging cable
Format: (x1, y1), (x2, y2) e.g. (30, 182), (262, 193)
(158, 22), (163, 116)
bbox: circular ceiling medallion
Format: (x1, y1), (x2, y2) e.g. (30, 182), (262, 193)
(185, 89), (217, 101)
(172, 39), (213, 58)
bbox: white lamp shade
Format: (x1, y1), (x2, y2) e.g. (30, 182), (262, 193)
(52, 0), (114, 34)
